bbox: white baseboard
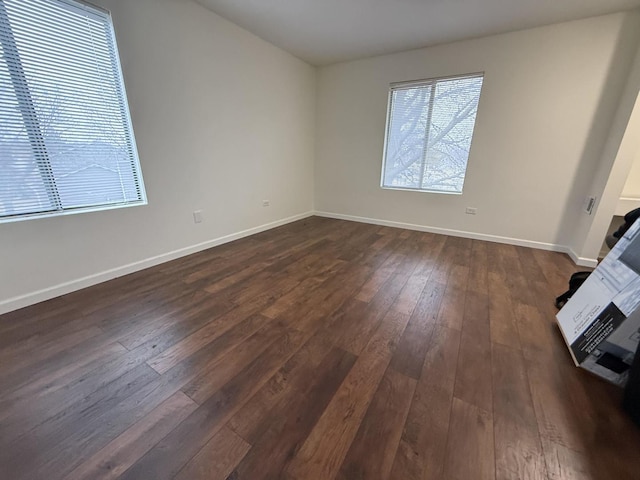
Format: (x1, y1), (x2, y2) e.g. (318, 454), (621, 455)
(0, 211), (314, 315)
(563, 247), (599, 268)
(1, 210), (598, 315)
(615, 197), (640, 216)
(314, 210), (599, 268)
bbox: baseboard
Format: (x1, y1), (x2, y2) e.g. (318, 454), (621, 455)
(1, 210), (598, 315)
(615, 197), (640, 216)
(314, 210), (600, 267)
(0, 211), (314, 315)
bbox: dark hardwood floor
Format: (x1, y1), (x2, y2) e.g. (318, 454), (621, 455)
(1, 216), (639, 480)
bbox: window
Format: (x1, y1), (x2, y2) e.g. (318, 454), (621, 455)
(0, 0), (146, 222)
(381, 73), (484, 194)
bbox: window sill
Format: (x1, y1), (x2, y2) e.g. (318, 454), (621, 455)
(0, 200), (148, 224)
(380, 186), (463, 195)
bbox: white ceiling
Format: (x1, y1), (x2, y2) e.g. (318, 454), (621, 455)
(196, 0), (640, 66)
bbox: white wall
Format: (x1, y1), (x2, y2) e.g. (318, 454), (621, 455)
(621, 147), (640, 199)
(576, 53), (640, 260)
(567, 34), (640, 262)
(315, 12), (640, 259)
(0, 0), (316, 313)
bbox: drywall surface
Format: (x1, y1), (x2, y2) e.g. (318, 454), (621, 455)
(622, 147), (640, 198)
(570, 27), (640, 262)
(0, 0), (316, 313)
(578, 57), (640, 261)
(315, 12), (640, 257)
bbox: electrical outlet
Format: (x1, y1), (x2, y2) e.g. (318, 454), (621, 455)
(193, 210), (203, 223)
(262, 200), (270, 207)
(465, 207), (477, 215)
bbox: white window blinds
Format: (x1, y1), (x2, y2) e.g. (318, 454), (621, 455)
(0, 0), (146, 222)
(381, 74), (484, 193)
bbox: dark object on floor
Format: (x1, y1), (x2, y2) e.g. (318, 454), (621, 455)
(555, 271), (591, 309)
(608, 208), (640, 250)
(596, 352), (631, 375)
(624, 345), (640, 427)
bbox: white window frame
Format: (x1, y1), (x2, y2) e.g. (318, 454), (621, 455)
(380, 72), (484, 195)
(0, 0), (146, 224)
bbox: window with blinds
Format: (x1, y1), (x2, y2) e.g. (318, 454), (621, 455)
(381, 74), (484, 194)
(0, 0), (145, 222)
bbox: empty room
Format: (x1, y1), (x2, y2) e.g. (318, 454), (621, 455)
(2, 0), (640, 479)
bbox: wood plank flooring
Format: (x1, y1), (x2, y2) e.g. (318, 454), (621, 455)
(1, 216), (639, 480)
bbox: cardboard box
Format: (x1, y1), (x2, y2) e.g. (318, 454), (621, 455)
(556, 219), (640, 386)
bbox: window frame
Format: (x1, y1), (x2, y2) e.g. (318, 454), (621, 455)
(380, 72), (484, 195)
(0, 0), (147, 224)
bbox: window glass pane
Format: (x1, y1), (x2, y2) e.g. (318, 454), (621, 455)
(383, 86), (431, 189)
(0, 39), (54, 216)
(9, 0), (140, 209)
(423, 77), (483, 192)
